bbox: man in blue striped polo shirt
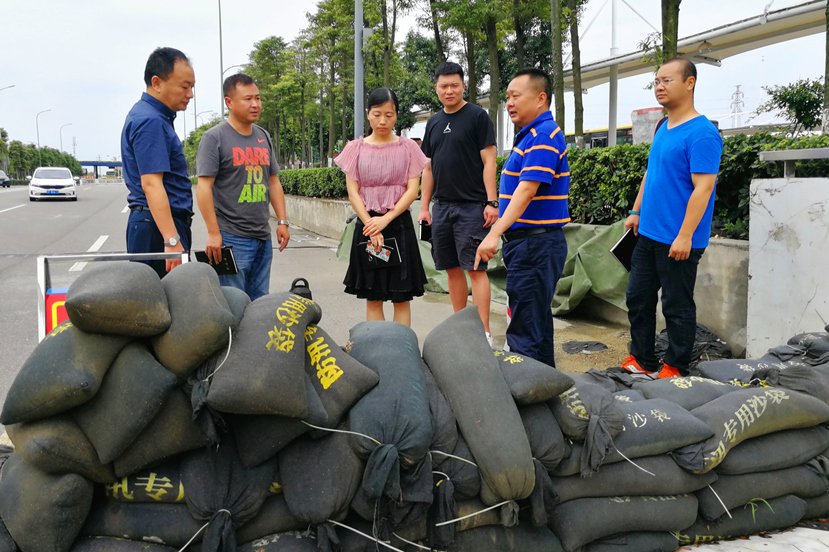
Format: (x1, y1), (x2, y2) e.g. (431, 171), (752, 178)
(475, 68), (569, 366)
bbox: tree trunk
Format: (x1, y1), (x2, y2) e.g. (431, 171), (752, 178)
(342, 84), (349, 142)
(300, 88), (307, 167)
(382, 0), (391, 87)
(824, 1), (829, 135)
(514, 0), (525, 70)
(551, 0), (565, 131)
(328, 59), (336, 160)
(568, 0), (583, 147)
(661, 0), (681, 63)
(485, 16), (499, 135)
(429, 0), (446, 63)
(465, 30), (478, 105)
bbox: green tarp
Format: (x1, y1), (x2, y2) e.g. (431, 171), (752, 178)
(335, 202), (630, 316)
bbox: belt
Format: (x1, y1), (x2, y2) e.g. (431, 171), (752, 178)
(501, 226), (558, 244)
(130, 205), (192, 225)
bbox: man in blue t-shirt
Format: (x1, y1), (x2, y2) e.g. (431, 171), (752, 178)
(121, 47), (195, 278)
(621, 58), (723, 379)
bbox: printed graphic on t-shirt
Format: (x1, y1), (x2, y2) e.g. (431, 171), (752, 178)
(443, 123), (452, 134)
(232, 146), (270, 203)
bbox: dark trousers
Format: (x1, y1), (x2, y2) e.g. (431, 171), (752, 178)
(502, 228), (567, 367)
(626, 235), (704, 374)
(126, 207), (192, 279)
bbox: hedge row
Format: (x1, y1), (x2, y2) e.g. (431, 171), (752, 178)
(275, 134), (829, 239)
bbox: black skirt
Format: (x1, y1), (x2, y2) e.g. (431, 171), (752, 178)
(343, 211), (427, 303)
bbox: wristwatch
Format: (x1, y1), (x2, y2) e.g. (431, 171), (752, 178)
(485, 200), (499, 208)
(164, 235), (180, 247)
(277, 220), (290, 227)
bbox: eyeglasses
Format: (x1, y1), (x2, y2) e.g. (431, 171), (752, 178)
(653, 77), (675, 87)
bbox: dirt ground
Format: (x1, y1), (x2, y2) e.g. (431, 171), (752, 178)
(552, 314), (631, 375)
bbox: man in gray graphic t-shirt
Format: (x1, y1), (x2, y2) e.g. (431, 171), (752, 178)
(196, 73), (290, 300)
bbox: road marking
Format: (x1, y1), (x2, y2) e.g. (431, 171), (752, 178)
(69, 235), (109, 272)
(0, 204), (25, 214)
(121, 205), (129, 213)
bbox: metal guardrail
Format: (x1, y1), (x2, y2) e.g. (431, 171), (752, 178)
(758, 148), (829, 178)
(37, 252), (189, 341)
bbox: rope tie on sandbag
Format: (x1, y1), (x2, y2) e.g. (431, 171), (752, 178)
(433, 470), (451, 482)
(611, 445), (656, 477)
(300, 421), (382, 445)
(392, 532), (431, 550)
(203, 327), (233, 382)
(429, 450), (478, 468)
(707, 484), (733, 519)
(328, 520), (406, 552)
(177, 509), (232, 552)
(434, 499), (511, 527)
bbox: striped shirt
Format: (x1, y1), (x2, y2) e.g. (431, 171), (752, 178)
(499, 111), (570, 229)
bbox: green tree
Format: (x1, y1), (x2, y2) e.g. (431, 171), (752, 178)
(183, 116), (222, 174)
(397, 31), (445, 132)
(246, 36), (290, 162)
(566, 0), (585, 146)
(756, 78), (825, 136)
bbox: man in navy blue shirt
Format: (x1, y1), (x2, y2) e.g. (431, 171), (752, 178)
(121, 47), (195, 278)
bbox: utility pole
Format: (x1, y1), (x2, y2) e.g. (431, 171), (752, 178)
(730, 85), (745, 128)
(354, 0), (364, 138)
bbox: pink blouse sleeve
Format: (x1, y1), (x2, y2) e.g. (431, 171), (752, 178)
(334, 140), (360, 180)
(405, 138), (429, 179)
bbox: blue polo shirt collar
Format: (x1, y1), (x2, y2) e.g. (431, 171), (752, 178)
(141, 92), (177, 121)
(515, 111), (553, 144)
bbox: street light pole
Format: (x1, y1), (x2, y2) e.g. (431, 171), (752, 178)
(354, 0), (364, 138)
(36, 109), (51, 168)
(59, 123), (73, 153)
(0, 85), (15, 93)
(197, 111), (214, 125)
(218, 0), (225, 117)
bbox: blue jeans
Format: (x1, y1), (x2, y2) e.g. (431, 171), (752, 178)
(218, 232), (273, 301)
(126, 207), (192, 279)
(626, 235), (705, 374)
(502, 228), (567, 367)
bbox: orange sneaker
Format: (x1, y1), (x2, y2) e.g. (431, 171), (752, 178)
(657, 363), (682, 379)
(620, 355), (655, 375)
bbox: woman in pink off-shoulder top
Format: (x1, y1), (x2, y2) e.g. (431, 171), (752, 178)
(334, 88), (429, 326)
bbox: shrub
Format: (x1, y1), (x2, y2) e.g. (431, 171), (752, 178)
(278, 167), (346, 199)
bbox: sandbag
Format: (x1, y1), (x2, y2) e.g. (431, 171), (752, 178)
(71, 342), (178, 464)
(64, 261), (171, 337)
(447, 525), (564, 552)
(237, 532), (317, 552)
(572, 368), (636, 393)
(494, 351), (574, 405)
(347, 321), (433, 504)
(693, 357), (808, 385)
(789, 331), (829, 365)
(0, 516), (15, 552)
(220, 285), (250, 322)
(206, 293), (321, 416)
(696, 460), (829, 519)
(150, 262), (238, 379)
(80, 501), (204, 549)
(550, 455), (716, 503)
(232, 371), (330, 469)
(675, 494), (806, 546)
(279, 430), (364, 525)
(6, 414), (116, 483)
(70, 537), (177, 551)
(549, 494), (698, 552)
(754, 364), (829, 404)
(180, 433), (277, 552)
(424, 365), (458, 468)
(113, 389), (212, 478)
(235, 495), (304, 545)
(673, 387), (829, 473)
(104, 458), (185, 503)
(612, 389), (646, 403)
(0, 452), (93, 552)
(433, 435), (480, 501)
(803, 491), (829, 519)
(548, 381), (624, 476)
(716, 426), (829, 474)
(0, 322), (131, 424)
(653, 324), (732, 368)
(422, 307), (534, 504)
(520, 403), (569, 472)
(580, 532), (681, 552)
(631, 376), (739, 411)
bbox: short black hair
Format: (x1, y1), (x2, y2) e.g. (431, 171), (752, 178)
(144, 47), (190, 87)
(434, 62), (464, 83)
(664, 58), (697, 86)
(514, 67), (551, 107)
(223, 73), (256, 97)
(366, 88), (399, 113)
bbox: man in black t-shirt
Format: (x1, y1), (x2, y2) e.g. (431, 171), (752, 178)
(419, 62), (498, 346)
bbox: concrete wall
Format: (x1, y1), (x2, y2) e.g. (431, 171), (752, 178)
(746, 177), (829, 358)
(282, 196), (750, 355)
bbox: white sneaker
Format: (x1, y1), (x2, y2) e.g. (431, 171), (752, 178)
(485, 332), (495, 349)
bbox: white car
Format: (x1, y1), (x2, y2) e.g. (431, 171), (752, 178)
(28, 167), (79, 201)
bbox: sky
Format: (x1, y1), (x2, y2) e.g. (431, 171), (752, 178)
(0, 0), (824, 163)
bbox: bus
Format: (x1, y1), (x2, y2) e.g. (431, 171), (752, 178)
(565, 125), (633, 149)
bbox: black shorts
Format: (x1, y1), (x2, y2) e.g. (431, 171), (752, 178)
(430, 200), (489, 271)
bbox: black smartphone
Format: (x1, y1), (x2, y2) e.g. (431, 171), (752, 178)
(419, 220), (432, 242)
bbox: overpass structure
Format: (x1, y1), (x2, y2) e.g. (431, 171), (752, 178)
(79, 160), (122, 179)
(565, 0), (827, 145)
